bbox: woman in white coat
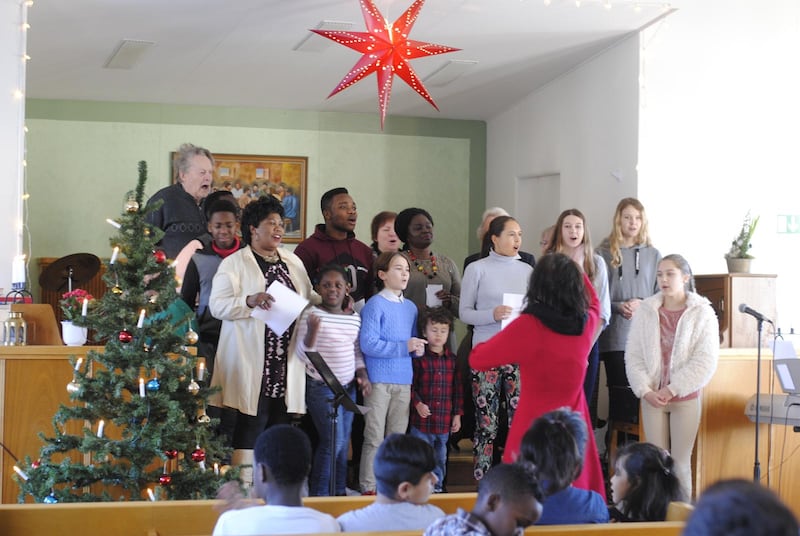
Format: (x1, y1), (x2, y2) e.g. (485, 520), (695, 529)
(209, 196), (318, 463)
(625, 253), (719, 500)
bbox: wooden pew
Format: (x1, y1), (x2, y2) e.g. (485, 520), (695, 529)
(0, 493), (686, 536)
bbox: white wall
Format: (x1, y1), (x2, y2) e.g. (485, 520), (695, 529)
(486, 35), (641, 252)
(638, 0), (800, 331)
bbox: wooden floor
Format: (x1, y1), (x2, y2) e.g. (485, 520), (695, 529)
(445, 439), (478, 493)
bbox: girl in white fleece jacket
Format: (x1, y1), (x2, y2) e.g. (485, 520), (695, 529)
(624, 254), (719, 500)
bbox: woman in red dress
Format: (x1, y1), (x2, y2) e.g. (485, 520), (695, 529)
(469, 253), (605, 499)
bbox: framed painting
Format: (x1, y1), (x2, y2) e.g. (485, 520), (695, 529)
(171, 152), (308, 243)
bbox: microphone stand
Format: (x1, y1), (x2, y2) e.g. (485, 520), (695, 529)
(753, 316), (764, 483)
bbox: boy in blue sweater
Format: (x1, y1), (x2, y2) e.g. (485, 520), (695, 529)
(358, 251), (426, 494)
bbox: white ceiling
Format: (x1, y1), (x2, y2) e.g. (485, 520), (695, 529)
(26, 0), (674, 122)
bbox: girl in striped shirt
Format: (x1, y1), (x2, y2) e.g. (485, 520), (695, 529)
(296, 264), (372, 496)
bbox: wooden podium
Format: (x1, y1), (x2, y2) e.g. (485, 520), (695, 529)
(694, 348), (800, 517)
(0, 346), (104, 503)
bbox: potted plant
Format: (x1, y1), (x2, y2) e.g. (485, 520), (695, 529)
(60, 289), (93, 345)
(725, 212), (759, 273)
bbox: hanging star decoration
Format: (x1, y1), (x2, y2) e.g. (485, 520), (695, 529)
(311, 0), (460, 128)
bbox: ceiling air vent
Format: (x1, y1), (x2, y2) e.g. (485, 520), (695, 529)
(104, 39), (156, 69)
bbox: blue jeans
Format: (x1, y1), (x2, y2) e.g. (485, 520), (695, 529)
(409, 426), (448, 492)
(306, 377), (356, 496)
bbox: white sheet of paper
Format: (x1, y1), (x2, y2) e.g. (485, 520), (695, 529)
(501, 293), (525, 330)
(250, 281), (309, 336)
(772, 339), (798, 359)
(426, 284), (443, 307)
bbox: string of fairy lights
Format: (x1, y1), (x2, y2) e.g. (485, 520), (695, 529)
(11, 0), (33, 290)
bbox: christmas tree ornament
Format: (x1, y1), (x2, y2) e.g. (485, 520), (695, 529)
(124, 191), (139, 213)
(187, 380), (200, 395)
(184, 329), (199, 345)
(311, 0), (459, 128)
(153, 250), (167, 264)
(158, 474), (172, 485)
(43, 493), (58, 504)
(66, 379), (80, 394)
(149, 293), (158, 304)
(31, 459), (41, 469)
(111, 285), (123, 294)
(118, 329), (133, 343)
(164, 449), (178, 459)
(191, 446), (206, 463)
(196, 408), (211, 423)
(146, 378), (161, 392)
(219, 464), (231, 476)
(143, 227), (151, 237)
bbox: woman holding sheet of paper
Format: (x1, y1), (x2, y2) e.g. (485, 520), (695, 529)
(459, 215), (532, 479)
(394, 207), (461, 318)
(209, 196), (318, 461)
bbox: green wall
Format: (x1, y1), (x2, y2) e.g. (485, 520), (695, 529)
(26, 100), (486, 298)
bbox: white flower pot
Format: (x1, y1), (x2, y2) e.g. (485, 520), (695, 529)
(61, 321), (87, 346)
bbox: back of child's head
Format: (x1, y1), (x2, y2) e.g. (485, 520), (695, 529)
(374, 433), (436, 498)
(373, 251), (407, 291)
(418, 306), (454, 334)
(476, 462), (544, 533)
(518, 407), (586, 496)
(683, 479), (799, 536)
(253, 424), (311, 486)
(614, 442), (682, 521)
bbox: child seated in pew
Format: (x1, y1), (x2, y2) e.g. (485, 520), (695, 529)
(212, 425), (340, 535)
(337, 433), (445, 532)
(683, 479), (799, 536)
(608, 442), (682, 522)
(518, 407), (609, 524)
(424, 463), (544, 536)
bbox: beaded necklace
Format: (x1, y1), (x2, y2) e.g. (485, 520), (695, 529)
(407, 249), (438, 280)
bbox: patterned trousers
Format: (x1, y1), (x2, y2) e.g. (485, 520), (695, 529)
(471, 364), (520, 479)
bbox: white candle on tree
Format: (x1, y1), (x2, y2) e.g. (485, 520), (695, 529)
(82, 298), (89, 317)
(97, 419), (105, 438)
(139, 377), (145, 398)
(110, 246), (119, 265)
(137, 309), (146, 329)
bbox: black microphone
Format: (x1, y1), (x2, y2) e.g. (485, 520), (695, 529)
(738, 303), (773, 324)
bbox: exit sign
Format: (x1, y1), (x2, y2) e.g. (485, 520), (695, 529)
(777, 215), (800, 234)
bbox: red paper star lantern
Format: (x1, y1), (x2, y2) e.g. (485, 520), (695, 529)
(312, 0), (460, 128)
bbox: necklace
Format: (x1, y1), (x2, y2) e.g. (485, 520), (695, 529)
(254, 249), (280, 263)
(408, 249), (438, 280)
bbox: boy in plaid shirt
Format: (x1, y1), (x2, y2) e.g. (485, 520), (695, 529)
(410, 306), (463, 492)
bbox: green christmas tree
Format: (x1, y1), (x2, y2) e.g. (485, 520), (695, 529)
(15, 161), (237, 502)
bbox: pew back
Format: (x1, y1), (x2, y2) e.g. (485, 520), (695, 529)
(0, 494), (685, 536)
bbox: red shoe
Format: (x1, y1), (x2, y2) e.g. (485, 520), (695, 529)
(361, 490), (377, 496)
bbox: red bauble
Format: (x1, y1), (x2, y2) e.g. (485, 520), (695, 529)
(164, 449), (178, 459)
(118, 329), (133, 343)
(153, 250), (167, 264)
(31, 459), (41, 469)
(190, 447), (206, 463)
(158, 474), (172, 485)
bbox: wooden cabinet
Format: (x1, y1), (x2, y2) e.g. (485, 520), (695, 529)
(694, 274), (777, 348)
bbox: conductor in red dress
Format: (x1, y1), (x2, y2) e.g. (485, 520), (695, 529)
(469, 253), (605, 499)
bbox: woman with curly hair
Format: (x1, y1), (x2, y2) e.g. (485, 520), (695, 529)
(470, 253), (605, 498)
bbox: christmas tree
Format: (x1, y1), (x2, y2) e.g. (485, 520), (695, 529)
(15, 161), (237, 502)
